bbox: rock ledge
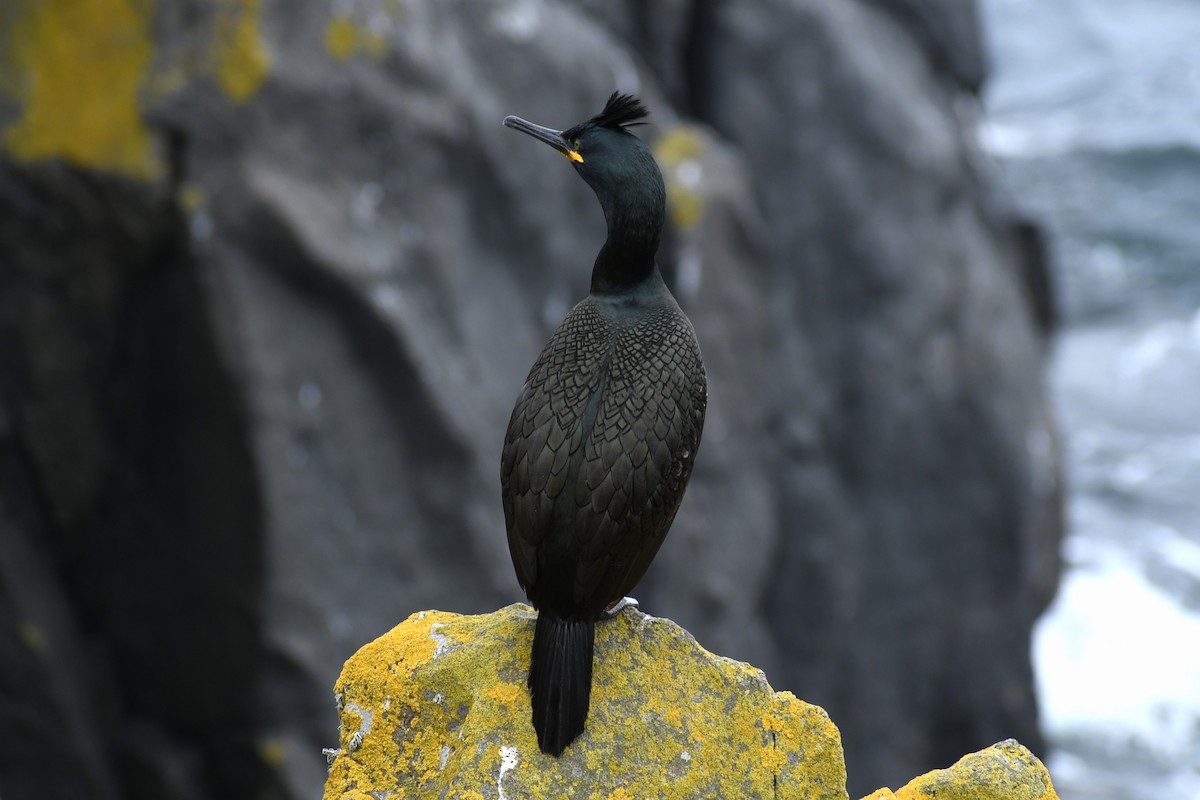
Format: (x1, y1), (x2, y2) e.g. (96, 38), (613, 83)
(325, 607), (1058, 800)
(325, 604), (845, 799)
(863, 738), (1058, 800)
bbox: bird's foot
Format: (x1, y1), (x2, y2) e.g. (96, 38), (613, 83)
(602, 596), (639, 619)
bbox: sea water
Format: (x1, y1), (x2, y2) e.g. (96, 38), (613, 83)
(981, 1), (1200, 797)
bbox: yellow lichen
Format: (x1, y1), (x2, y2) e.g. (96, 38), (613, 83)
(762, 744), (788, 774)
(212, 0), (270, 103)
(1, 0), (271, 180)
(655, 127), (705, 163)
(361, 29), (389, 60)
(18, 622), (47, 654)
(179, 184), (207, 212)
(325, 17), (359, 60)
(868, 740), (1060, 800)
(257, 737), (287, 766)
(481, 681), (521, 705)
(669, 189), (706, 230)
(653, 127), (709, 231)
(1, 0), (160, 179)
(324, 15), (390, 61)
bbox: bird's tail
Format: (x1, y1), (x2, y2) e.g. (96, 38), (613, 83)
(528, 609), (594, 756)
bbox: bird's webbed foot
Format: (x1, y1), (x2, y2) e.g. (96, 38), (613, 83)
(601, 596), (639, 619)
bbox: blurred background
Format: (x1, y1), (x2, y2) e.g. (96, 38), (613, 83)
(982, 0), (1200, 797)
(0, 1), (1192, 799)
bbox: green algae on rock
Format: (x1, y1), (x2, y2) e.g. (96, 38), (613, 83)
(324, 604), (848, 799)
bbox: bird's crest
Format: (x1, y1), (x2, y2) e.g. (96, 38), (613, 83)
(564, 92), (649, 140)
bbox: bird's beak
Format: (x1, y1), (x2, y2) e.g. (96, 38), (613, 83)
(503, 115), (584, 164)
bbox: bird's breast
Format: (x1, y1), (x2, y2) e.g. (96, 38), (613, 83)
(501, 294), (706, 608)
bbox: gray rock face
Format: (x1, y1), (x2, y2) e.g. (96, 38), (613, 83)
(0, 1), (1059, 798)
(0, 164), (265, 797)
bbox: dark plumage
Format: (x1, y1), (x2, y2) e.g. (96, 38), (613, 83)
(500, 93), (707, 755)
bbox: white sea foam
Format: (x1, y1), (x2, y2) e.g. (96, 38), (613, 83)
(1034, 540), (1200, 753)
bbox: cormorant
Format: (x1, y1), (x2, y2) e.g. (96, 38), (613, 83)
(500, 93), (707, 756)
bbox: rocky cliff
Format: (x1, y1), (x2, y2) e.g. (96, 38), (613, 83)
(0, 1), (1059, 798)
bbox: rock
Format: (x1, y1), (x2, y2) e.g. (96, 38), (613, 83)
(862, 739), (1059, 800)
(861, 0), (986, 93)
(325, 605), (848, 800)
(686, 1), (1059, 791)
(0, 512), (122, 800)
(325, 608), (1059, 800)
(0, 1), (1061, 798)
(0, 160), (267, 798)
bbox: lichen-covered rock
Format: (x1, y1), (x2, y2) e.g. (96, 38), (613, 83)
(862, 739), (1058, 800)
(325, 605), (847, 800)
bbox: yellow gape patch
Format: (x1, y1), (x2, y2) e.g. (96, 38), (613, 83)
(564, 149), (584, 164)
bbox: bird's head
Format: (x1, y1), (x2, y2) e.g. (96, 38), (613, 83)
(504, 93), (665, 244)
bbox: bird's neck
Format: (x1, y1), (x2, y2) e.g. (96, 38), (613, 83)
(589, 202), (663, 296)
